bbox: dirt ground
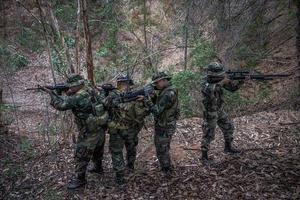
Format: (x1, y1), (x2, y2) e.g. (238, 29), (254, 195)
(1, 108), (300, 200)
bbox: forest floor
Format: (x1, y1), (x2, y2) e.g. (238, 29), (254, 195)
(1, 66), (300, 199)
(1, 109), (300, 199)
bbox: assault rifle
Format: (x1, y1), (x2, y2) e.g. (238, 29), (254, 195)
(97, 83), (116, 97)
(208, 70), (292, 82)
(26, 83), (69, 94)
(117, 84), (154, 103)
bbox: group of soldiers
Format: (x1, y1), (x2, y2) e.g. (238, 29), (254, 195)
(44, 62), (243, 189)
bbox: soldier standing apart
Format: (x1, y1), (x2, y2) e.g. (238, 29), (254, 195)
(144, 72), (179, 177)
(46, 74), (108, 189)
(201, 62), (246, 165)
(107, 75), (149, 185)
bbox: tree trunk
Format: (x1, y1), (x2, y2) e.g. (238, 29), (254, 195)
(0, 89), (7, 134)
(296, 0), (300, 91)
(184, 0), (190, 71)
(75, 0), (81, 73)
(142, 0), (153, 71)
(47, 1), (75, 74)
(81, 0), (95, 85)
(36, 0), (57, 84)
(0, 0), (7, 39)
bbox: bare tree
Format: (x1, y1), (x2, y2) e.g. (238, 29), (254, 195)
(75, 0), (81, 73)
(142, 0), (153, 71)
(36, 0), (57, 84)
(47, 1), (75, 74)
(183, 0), (191, 71)
(296, 0), (300, 90)
(81, 0), (95, 85)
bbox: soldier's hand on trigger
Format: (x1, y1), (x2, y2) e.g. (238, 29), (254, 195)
(136, 95), (144, 101)
(245, 75), (251, 81)
(42, 87), (52, 94)
(220, 74), (231, 85)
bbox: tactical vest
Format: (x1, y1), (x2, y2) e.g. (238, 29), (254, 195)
(201, 82), (224, 112)
(73, 87), (108, 127)
(155, 85), (179, 128)
(110, 90), (149, 129)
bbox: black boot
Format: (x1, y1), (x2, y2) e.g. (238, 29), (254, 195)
(201, 150), (214, 165)
(115, 172), (126, 185)
(67, 174), (87, 189)
(161, 166), (173, 178)
(127, 163), (135, 173)
(87, 162), (104, 174)
(224, 142), (241, 154)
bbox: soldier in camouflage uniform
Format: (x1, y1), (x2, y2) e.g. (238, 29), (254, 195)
(48, 74), (108, 189)
(201, 62), (244, 165)
(108, 74), (149, 184)
(144, 72), (179, 176)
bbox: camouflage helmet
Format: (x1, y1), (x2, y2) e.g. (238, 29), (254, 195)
(116, 74), (134, 85)
(66, 74), (85, 88)
(152, 71), (171, 83)
(206, 62), (225, 76)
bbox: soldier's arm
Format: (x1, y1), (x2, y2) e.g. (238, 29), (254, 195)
(146, 90), (175, 118)
(223, 80), (244, 92)
(50, 93), (78, 111)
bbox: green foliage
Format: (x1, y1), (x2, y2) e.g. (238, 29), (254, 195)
(64, 36), (75, 48)
(54, 3), (76, 24)
(0, 44), (29, 71)
(257, 83), (271, 99)
(0, 104), (16, 125)
(235, 44), (266, 69)
(172, 71), (202, 117)
(223, 90), (255, 112)
(19, 138), (36, 159)
(3, 165), (23, 178)
(16, 28), (43, 53)
(51, 49), (67, 73)
(191, 37), (216, 69)
(11, 54), (29, 70)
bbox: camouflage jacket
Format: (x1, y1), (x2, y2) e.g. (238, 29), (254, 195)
(50, 86), (108, 128)
(201, 79), (243, 112)
(107, 89), (149, 129)
(149, 85), (179, 128)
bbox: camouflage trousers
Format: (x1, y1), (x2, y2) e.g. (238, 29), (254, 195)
(74, 120), (106, 178)
(201, 109), (234, 151)
(154, 125), (176, 169)
(90, 128), (106, 167)
(109, 124), (143, 173)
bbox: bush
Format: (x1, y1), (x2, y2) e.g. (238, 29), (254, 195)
(16, 28), (43, 53)
(172, 71), (202, 117)
(234, 44), (265, 69)
(223, 90), (255, 113)
(0, 44), (29, 71)
(191, 37), (216, 69)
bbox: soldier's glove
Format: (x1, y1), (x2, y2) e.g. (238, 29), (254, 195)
(144, 96), (154, 109)
(144, 84), (154, 97)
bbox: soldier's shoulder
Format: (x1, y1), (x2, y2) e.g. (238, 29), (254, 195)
(201, 81), (215, 94)
(74, 88), (90, 100)
(162, 87), (177, 100)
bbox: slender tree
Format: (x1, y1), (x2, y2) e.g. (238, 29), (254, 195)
(75, 0), (81, 73)
(81, 0), (95, 85)
(296, 0), (300, 90)
(36, 0), (57, 84)
(47, 1), (75, 73)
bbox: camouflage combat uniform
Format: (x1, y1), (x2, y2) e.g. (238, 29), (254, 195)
(201, 79), (243, 151)
(146, 72), (179, 172)
(50, 75), (108, 188)
(107, 75), (149, 183)
(201, 62), (243, 161)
